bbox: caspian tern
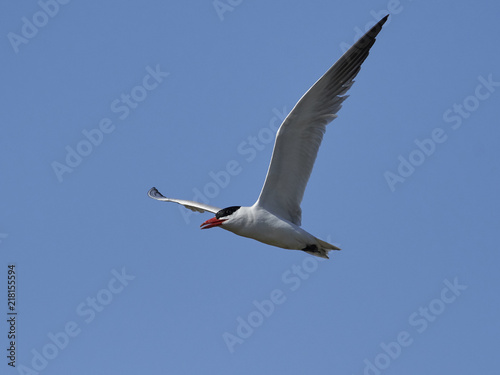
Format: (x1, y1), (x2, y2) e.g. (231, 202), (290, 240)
(148, 15), (388, 258)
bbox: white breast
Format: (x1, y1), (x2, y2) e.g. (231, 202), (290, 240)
(220, 206), (316, 250)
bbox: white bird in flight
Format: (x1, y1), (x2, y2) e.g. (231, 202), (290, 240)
(149, 15), (388, 259)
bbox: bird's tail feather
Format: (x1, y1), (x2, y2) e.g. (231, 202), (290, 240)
(306, 238), (341, 259)
(317, 238), (341, 251)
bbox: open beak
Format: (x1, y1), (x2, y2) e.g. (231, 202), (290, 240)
(200, 217), (226, 230)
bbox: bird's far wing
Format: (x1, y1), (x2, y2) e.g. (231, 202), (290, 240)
(148, 187), (221, 214)
(255, 15), (388, 226)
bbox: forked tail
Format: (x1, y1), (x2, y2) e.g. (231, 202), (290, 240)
(303, 238), (341, 259)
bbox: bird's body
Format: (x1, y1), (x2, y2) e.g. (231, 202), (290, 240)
(148, 15), (388, 258)
(217, 205), (339, 258)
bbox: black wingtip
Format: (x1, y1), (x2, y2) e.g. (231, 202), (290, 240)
(379, 14), (389, 28)
(148, 187), (165, 199)
(348, 14), (388, 54)
(367, 14), (389, 37)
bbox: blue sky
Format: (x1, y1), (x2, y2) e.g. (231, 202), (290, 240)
(1, 1), (499, 374)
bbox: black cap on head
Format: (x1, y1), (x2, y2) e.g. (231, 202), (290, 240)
(216, 206), (241, 219)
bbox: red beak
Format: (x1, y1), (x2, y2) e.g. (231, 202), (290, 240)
(200, 217), (226, 230)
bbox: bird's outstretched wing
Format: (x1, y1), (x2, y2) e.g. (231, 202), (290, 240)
(148, 187), (221, 214)
(255, 15), (388, 226)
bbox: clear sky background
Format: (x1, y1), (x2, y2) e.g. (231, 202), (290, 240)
(1, 1), (499, 374)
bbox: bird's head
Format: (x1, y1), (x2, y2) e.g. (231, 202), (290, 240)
(200, 206), (241, 229)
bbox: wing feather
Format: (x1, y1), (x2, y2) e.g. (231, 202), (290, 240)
(255, 16), (388, 225)
(148, 187), (221, 214)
